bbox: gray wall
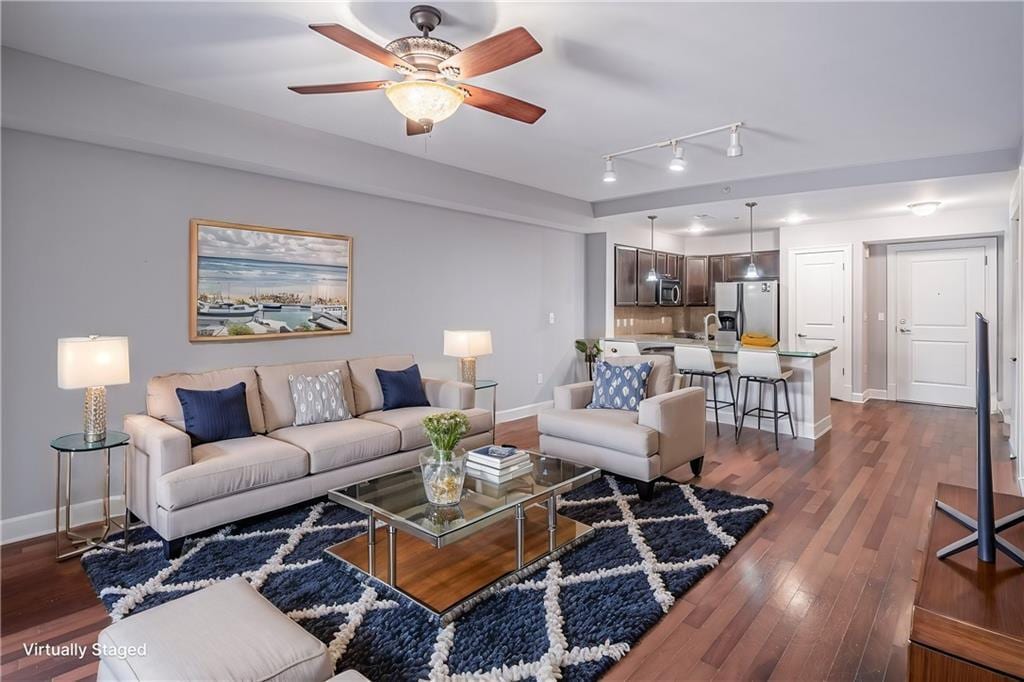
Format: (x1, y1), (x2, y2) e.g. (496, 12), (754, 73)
(864, 245), (888, 391)
(1, 129), (585, 520)
(583, 233), (606, 339)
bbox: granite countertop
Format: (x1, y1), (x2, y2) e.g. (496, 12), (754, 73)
(605, 335), (838, 358)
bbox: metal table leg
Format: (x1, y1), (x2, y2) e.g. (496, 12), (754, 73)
(387, 525), (397, 586)
(547, 496), (557, 553)
(366, 510), (376, 575)
(515, 503), (526, 569)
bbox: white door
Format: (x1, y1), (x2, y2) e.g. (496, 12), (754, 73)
(793, 249), (848, 399)
(893, 244), (987, 407)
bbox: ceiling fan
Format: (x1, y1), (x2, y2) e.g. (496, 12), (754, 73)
(289, 5), (546, 135)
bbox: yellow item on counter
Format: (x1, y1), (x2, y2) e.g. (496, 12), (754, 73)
(741, 332), (778, 348)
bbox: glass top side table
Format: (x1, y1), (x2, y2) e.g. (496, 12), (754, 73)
(50, 430), (132, 561)
(474, 380), (498, 443)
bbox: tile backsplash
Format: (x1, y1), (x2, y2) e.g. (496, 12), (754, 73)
(613, 306), (714, 336)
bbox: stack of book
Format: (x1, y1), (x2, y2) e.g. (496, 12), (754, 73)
(466, 446), (533, 483)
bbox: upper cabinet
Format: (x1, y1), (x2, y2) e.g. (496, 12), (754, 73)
(709, 255), (726, 306)
(636, 249), (658, 306)
(725, 251), (780, 281)
(683, 256), (709, 306)
(614, 245), (638, 306)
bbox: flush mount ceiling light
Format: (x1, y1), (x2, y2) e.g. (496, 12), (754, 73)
(602, 158), (617, 183)
(688, 222), (709, 234)
(784, 212), (809, 224)
(668, 143), (687, 172)
(600, 121), (744, 183)
(645, 216), (659, 282)
(908, 201), (941, 217)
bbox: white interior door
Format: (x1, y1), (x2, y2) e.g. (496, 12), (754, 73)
(792, 249), (848, 399)
(893, 244), (987, 407)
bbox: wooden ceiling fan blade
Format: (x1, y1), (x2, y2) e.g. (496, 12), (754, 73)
(460, 84), (545, 124)
(406, 119), (430, 136)
(438, 27), (541, 79)
(309, 23), (415, 74)
(288, 80), (389, 94)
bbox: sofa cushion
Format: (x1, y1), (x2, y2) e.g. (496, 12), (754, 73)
(96, 577), (333, 682)
(360, 407), (492, 451)
(156, 436), (308, 510)
(376, 365), (430, 411)
(256, 360), (356, 432)
(148, 367), (267, 434)
(537, 408), (658, 457)
(176, 382), (254, 445)
(268, 419), (401, 474)
(347, 354), (417, 415)
(601, 354), (675, 397)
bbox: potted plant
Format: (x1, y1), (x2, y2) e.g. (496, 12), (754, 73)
(419, 411), (470, 505)
(575, 339), (603, 380)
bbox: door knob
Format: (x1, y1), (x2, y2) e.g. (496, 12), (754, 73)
(796, 333), (807, 338)
(898, 327), (911, 333)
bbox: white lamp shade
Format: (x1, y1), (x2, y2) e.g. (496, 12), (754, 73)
(58, 336), (130, 389)
(443, 330), (493, 358)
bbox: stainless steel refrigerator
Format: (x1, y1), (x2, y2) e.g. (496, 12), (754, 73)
(714, 281), (779, 340)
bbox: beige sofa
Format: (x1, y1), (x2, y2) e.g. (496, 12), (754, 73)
(537, 355), (706, 499)
(124, 354), (492, 558)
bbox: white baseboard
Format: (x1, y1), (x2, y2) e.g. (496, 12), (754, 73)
(851, 388), (890, 403)
(2, 495), (126, 545)
(496, 400), (553, 424)
(702, 409), (831, 440)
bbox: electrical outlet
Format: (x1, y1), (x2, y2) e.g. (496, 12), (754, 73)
(549, 312), (556, 324)
(877, 312), (885, 321)
(537, 373), (544, 385)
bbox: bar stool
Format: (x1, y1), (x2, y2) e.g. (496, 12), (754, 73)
(735, 349), (796, 450)
(674, 346), (736, 436)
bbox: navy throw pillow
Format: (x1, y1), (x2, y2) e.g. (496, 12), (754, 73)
(175, 382), (254, 445)
(376, 365), (430, 411)
(588, 360), (654, 411)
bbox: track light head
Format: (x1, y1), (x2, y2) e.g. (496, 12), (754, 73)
(602, 158), (617, 183)
(668, 143), (686, 172)
(726, 126), (743, 158)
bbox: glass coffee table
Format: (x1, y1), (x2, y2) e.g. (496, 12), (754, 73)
(325, 452), (600, 621)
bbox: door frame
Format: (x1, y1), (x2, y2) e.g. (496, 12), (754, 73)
(787, 243), (854, 402)
(885, 237), (998, 408)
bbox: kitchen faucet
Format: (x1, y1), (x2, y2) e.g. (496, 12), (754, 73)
(703, 313), (720, 342)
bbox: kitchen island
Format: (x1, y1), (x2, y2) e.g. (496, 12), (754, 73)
(604, 335), (838, 440)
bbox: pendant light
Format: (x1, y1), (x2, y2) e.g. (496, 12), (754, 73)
(744, 202), (758, 279)
(645, 215), (659, 282)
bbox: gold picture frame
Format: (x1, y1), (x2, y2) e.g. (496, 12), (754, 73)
(189, 219), (352, 342)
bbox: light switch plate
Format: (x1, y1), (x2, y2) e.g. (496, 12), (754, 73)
(877, 312), (885, 321)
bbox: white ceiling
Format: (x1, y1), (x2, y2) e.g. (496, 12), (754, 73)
(601, 171), (1018, 235)
(2, 1), (1021, 204)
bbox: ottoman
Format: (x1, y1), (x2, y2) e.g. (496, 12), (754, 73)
(96, 577), (336, 681)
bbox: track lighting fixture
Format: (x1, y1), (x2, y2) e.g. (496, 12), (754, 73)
(726, 126), (744, 158)
(602, 158), (617, 183)
(600, 121), (744, 183)
(668, 143), (686, 172)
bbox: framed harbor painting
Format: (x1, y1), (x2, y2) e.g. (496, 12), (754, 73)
(189, 219), (352, 342)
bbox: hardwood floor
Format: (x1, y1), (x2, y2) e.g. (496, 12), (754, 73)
(2, 400), (1018, 681)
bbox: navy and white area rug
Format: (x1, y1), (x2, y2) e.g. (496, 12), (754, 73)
(82, 476), (770, 681)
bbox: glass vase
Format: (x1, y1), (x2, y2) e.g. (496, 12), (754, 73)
(419, 447), (467, 506)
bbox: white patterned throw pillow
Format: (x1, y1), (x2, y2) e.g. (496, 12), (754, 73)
(588, 360), (654, 411)
(289, 370), (352, 426)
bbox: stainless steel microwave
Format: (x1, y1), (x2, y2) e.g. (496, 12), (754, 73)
(658, 278), (680, 306)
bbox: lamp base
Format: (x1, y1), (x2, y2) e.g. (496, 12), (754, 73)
(457, 357), (477, 386)
(83, 386), (107, 443)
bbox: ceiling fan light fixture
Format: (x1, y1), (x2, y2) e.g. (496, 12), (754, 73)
(602, 158), (617, 183)
(908, 201), (941, 217)
(384, 80), (465, 130)
(726, 126), (744, 158)
(668, 143), (686, 172)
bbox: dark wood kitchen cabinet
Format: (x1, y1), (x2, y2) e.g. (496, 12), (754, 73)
(636, 249), (658, 305)
(709, 255), (726, 306)
(614, 245), (638, 306)
(655, 252), (667, 278)
(754, 251), (780, 279)
(725, 254), (751, 280)
(665, 253), (681, 282)
(683, 256), (709, 306)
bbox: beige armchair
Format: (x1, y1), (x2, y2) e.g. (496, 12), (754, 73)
(538, 355), (706, 499)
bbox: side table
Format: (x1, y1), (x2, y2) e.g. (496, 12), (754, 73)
(50, 431), (132, 561)
(475, 379), (498, 441)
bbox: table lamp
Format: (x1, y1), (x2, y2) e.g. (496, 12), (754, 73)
(58, 336), (130, 442)
(443, 330), (492, 386)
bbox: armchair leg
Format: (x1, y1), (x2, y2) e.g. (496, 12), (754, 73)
(163, 538), (185, 560)
(690, 456), (705, 476)
(635, 480), (656, 502)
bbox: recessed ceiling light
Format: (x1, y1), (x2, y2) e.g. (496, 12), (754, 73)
(784, 213), (809, 224)
(688, 223), (709, 234)
(908, 201), (940, 216)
